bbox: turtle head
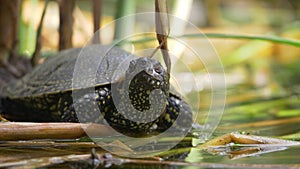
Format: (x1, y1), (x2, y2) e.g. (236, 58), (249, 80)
(126, 57), (169, 93)
(124, 57), (169, 112)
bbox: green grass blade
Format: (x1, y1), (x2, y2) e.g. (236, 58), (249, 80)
(114, 0), (136, 42)
(183, 33), (300, 47)
(124, 33), (300, 47)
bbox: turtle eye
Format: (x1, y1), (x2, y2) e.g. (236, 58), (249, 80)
(154, 66), (163, 74)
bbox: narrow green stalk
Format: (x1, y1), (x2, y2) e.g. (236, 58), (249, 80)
(123, 33), (300, 47)
(18, 0), (38, 57)
(183, 33), (300, 47)
(114, 0), (136, 49)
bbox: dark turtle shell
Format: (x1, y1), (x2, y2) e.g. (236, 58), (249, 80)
(3, 45), (135, 97)
(0, 45), (193, 136)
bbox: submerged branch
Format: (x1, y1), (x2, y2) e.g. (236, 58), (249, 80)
(1, 150), (300, 169)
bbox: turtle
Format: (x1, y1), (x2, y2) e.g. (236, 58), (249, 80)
(0, 45), (192, 136)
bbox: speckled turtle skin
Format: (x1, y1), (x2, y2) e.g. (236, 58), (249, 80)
(0, 45), (192, 136)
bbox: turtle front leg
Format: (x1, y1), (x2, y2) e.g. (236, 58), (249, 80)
(157, 95), (193, 132)
(61, 92), (105, 123)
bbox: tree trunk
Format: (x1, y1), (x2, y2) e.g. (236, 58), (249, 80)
(0, 0), (20, 62)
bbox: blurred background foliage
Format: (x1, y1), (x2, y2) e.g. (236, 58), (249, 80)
(1, 0), (300, 167)
(19, 0), (300, 58)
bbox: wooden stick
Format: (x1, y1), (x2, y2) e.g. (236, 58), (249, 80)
(0, 122), (113, 141)
(155, 0), (171, 75)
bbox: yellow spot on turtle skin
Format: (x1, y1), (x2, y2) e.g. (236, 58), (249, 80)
(165, 113), (171, 122)
(64, 101), (68, 105)
(150, 123), (158, 130)
(50, 105), (56, 111)
(107, 95), (111, 99)
(58, 98), (62, 105)
(36, 103), (43, 109)
(146, 90), (150, 95)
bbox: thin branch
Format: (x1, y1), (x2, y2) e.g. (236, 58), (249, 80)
(31, 0), (49, 66)
(155, 0), (171, 75)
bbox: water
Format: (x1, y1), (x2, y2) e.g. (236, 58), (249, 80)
(1, 66), (300, 168)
